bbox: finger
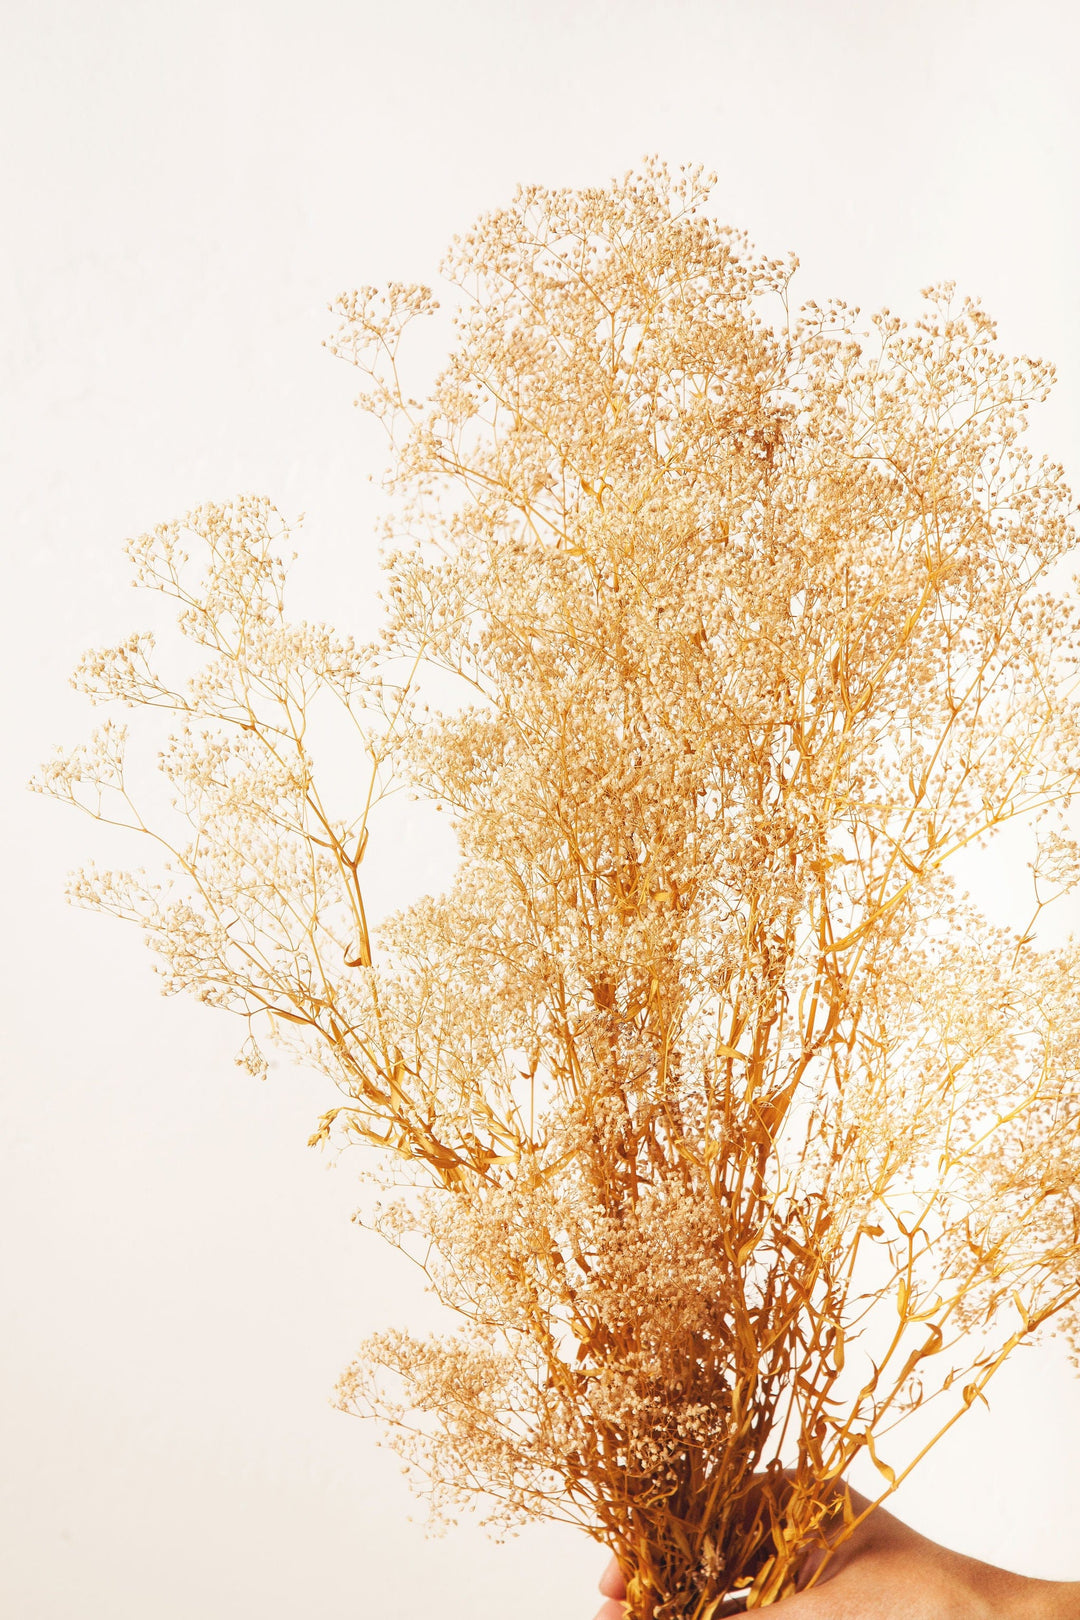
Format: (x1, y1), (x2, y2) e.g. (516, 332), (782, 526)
(758, 1589), (829, 1616)
(598, 1556), (626, 1599)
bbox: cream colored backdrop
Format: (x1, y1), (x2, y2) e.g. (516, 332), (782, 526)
(3, 3), (1079, 1616)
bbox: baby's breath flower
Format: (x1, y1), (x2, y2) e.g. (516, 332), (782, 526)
(37, 161), (1080, 1616)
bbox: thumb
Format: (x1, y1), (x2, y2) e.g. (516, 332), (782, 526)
(598, 1556), (626, 1600)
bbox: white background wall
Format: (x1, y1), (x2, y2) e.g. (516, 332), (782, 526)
(3, 3), (1080, 1616)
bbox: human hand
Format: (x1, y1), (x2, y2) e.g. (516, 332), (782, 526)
(593, 1487), (1080, 1618)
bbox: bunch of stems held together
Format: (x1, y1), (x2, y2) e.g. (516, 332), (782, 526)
(37, 163), (1080, 1616)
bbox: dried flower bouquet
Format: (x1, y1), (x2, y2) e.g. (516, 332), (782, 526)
(38, 164), (1080, 1615)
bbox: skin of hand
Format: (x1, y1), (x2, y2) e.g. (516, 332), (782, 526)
(593, 1487), (1080, 1619)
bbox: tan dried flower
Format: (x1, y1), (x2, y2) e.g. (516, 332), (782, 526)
(36, 161), (1080, 1615)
